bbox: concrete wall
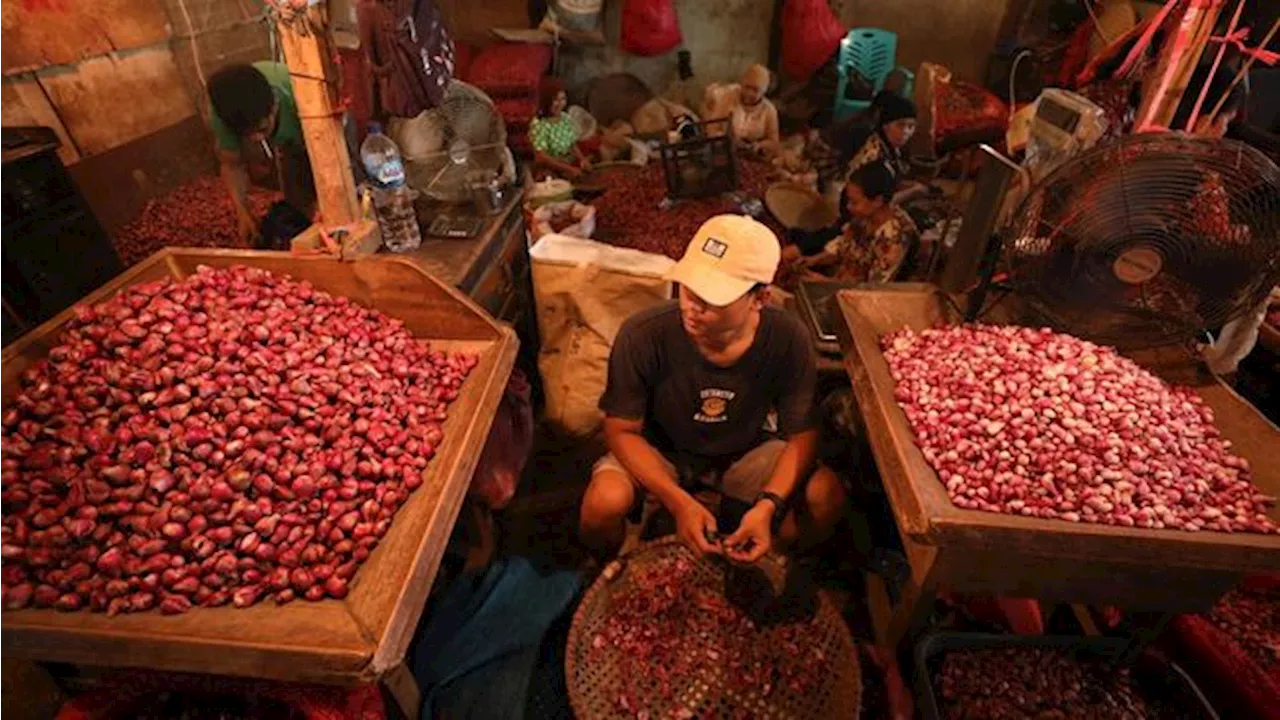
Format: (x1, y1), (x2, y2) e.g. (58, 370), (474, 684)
(557, 0), (774, 99)
(1, 0), (270, 232)
(546, 0), (1014, 101)
(831, 0), (1012, 83)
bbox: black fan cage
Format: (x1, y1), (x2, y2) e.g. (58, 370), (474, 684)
(1003, 134), (1280, 349)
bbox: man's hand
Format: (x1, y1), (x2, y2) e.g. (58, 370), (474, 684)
(674, 496), (721, 556)
(724, 502), (775, 564)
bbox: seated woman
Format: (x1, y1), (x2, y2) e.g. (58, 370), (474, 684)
(786, 161), (919, 283)
(730, 63), (781, 158)
(531, 79), (592, 179)
(847, 91), (928, 205)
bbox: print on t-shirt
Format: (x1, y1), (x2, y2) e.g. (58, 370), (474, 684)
(695, 388), (735, 423)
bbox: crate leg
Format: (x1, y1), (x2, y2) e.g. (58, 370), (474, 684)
(868, 538), (940, 661)
(382, 661), (421, 720)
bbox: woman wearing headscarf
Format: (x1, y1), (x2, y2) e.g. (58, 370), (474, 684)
(847, 91), (916, 176)
(731, 63), (781, 158)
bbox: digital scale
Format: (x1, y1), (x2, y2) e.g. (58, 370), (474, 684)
(795, 279), (861, 349)
(425, 214), (486, 239)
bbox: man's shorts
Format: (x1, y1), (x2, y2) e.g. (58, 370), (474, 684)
(591, 440), (788, 517)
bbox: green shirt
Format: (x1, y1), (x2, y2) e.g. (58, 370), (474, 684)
(210, 61), (303, 153)
(530, 112), (579, 159)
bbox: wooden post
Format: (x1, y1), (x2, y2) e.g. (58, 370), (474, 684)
(1135, 0), (1224, 131)
(276, 7), (360, 227)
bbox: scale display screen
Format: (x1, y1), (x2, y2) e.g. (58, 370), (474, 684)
(1037, 96), (1082, 134)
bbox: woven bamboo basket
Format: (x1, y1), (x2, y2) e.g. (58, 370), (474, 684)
(566, 537), (861, 719)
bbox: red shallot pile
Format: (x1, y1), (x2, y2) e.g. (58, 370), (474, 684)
(113, 177), (282, 266)
(0, 265), (476, 614)
(591, 554), (823, 719)
(936, 647), (1162, 719)
(882, 324), (1277, 533)
(1207, 585), (1279, 673)
(591, 160), (776, 259)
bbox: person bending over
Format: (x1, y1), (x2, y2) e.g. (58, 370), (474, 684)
(207, 62), (314, 244)
(579, 215), (847, 563)
(785, 161), (919, 282)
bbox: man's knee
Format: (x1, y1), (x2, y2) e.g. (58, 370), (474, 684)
(580, 470), (635, 530)
(804, 465), (847, 526)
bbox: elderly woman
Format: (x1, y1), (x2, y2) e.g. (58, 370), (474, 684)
(847, 91), (928, 205)
(531, 79), (592, 178)
(786, 161), (919, 283)
(730, 63), (780, 158)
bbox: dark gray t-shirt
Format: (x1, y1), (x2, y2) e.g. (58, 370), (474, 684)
(599, 303), (818, 466)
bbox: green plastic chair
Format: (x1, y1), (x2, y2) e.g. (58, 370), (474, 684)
(833, 28), (914, 121)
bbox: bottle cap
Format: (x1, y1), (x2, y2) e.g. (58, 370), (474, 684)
(367, 122), (383, 136)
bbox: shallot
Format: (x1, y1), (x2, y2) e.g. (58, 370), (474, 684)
(0, 265), (477, 613)
(112, 177), (281, 265)
(882, 324), (1276, 533)
(937, 647), (1165, 719)
(1206, 585), (1279, 672)
(591, 160), (777, 260)
(591, 553), (826, 718)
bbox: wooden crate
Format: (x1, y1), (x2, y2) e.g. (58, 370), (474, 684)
(0, 249), (518, 684)
(835, 284), (1280, 646)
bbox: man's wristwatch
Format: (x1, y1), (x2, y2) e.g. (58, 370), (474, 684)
(754, 490), (787, 519)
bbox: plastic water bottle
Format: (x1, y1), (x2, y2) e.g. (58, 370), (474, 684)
(360, 122), (406, 187)
(361, 123), (421, 252)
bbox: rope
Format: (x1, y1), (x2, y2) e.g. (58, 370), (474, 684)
(1207, 18), (1280, 119)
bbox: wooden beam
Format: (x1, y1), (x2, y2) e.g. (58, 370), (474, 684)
(1136, 0), (1224, 131)
(276, 7), (359, 226)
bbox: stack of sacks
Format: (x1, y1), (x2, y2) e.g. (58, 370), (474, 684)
(463, 42), (554, 155)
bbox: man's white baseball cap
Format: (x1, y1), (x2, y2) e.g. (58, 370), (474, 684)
(665, 214), (781, 307)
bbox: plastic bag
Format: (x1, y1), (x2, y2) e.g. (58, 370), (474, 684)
(531, 200), (597, 241)
(470, 370), (534, 510)
(781, 0), (845, 82)
(620, 0), (681, 57)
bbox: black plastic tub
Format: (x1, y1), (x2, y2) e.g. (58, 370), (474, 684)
(914, 632), (1218, 720)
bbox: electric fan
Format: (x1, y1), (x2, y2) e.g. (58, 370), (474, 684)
(1002, 133), (1280, 349)
(388, 81), (515, 204)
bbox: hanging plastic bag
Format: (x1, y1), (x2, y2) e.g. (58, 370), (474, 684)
(620, 0), (682, 57)
(781, 0), (845, 82)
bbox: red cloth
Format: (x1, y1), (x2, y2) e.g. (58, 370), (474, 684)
(780, 0), (845, 82)
(493, 96), (539, 126)
(933, 79), (1009, 141)
(453, 42), (475, 81)
(56, 683), (384, 720)
(338, 48), (374, 135)
(471, 370), (534, 510)
(1171, 614), (1280, 720)
(1058, 20), (1094, 87)
(465, 42), (553, 96)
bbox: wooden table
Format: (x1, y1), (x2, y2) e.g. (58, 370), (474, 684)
(835, 284), (1280, 654)
(403, 195), (539, 380)
(0, 251), (518, 717)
